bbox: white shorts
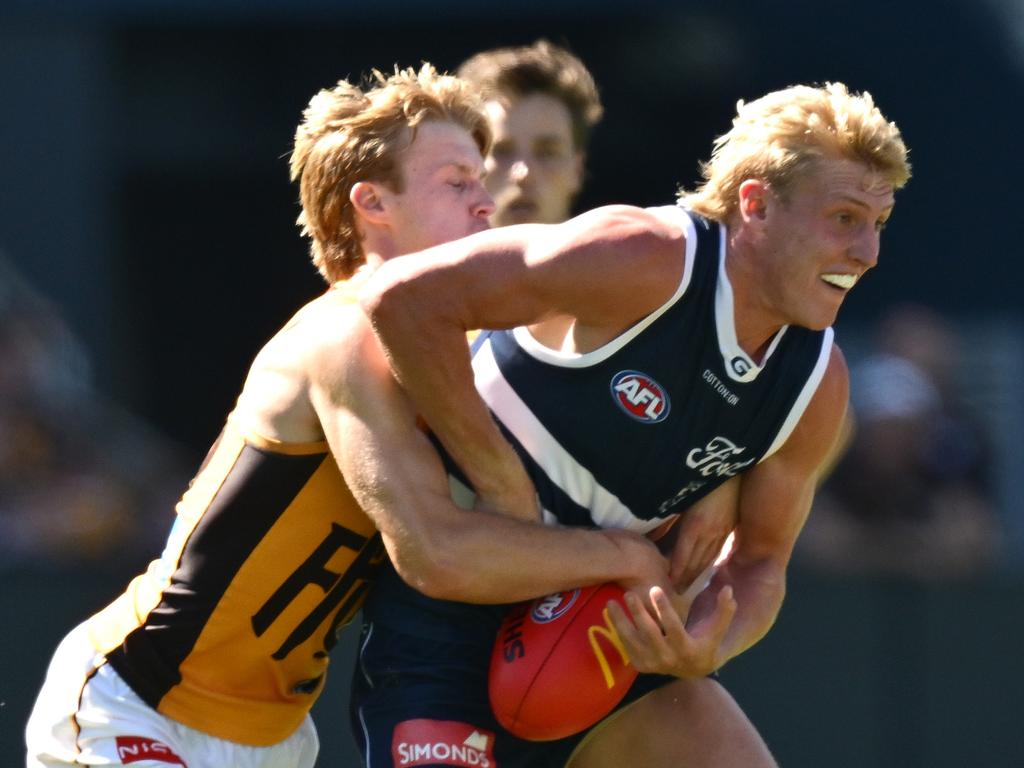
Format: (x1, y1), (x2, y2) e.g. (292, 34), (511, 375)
(25, 623), (319, 768)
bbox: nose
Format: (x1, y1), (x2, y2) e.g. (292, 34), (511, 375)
(509, 159), (530, 183)
(474, 185), (496, 220)
(851, 227), (880, 269)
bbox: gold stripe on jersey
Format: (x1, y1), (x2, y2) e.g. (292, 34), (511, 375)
(86, 417), (383, 746)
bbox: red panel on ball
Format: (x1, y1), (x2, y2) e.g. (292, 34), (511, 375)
(488, 583), (637, 741)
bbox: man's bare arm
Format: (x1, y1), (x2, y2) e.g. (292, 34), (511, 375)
(689, 346), (851, 665)
(306, 304), (674, 604)
(359, 205), (685, 519)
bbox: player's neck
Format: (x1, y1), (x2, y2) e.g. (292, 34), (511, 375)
(360, 241), (399, 273)
(725, 246), (786, 363)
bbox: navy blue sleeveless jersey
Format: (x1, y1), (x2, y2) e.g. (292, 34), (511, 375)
(466, 206), (833, 533)
(352, 206), (836, 764)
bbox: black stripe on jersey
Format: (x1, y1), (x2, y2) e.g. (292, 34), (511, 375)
(108, 444), (326, 708)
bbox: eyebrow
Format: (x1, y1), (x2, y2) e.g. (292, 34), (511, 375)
(834, 194), (893, 213)
(441, 161), (483, 177)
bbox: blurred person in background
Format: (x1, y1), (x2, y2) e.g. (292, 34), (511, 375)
(458, 39), (603, 227)
(797, 303), (1001, 579)
(0, 254), (186, 569)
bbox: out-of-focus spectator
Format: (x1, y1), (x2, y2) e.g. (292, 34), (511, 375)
(798, 303), (1002, 580)
(0, 254), (187, 570)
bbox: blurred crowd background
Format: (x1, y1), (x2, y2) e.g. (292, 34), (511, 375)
(2, 1), (1022, 765)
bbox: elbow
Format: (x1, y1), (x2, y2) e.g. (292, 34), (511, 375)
(392, 552), (475, 602)
(387, 528), (477, 602)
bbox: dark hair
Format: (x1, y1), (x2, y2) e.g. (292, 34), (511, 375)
(458, 39), (603, 151)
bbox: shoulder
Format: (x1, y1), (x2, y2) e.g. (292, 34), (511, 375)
(732, 344), (849, 558)
(774, 343), (849, 474)
(255, 291), (363, 369)
(813, 344), (850, 417)
(557, 204), (686, 256)
(289, 288), (384, 399)
(235, 289), (380, 438)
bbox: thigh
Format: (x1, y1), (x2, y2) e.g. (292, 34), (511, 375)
(166, 714), (319, 768)
(28, 644), (190, 767)
(352, 620), (573, 768)
(566, 677), (777, 768)
(28, 628), (317, 768)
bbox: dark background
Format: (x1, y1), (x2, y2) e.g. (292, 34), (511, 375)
(2, 1), (1023, 765)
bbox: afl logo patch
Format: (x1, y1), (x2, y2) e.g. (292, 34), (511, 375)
(610, 370), (670, 423)
(530, 589), (580, 623)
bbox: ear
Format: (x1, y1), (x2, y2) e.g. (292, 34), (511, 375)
(737, 179), (769, 223)
(350, 181), (389, 226)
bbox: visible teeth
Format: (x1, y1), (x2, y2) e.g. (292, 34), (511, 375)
(822, 273), (857, 289)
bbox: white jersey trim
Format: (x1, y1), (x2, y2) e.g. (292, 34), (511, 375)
(473, 336), (667, 534)
(760, 327), (835, 461)
(714, 231), (789, 383)
(510, 206), (698, 369)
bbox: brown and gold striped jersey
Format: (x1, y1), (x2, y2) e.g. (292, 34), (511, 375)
(85, 281), (384, 746)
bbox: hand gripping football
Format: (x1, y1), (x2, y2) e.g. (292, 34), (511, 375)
(488, 583), (638, 741)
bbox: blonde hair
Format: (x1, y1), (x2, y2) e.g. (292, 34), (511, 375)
(679, 82), (910, 221)
(290, 64), (490, 283)
(458, 39), (603, 151)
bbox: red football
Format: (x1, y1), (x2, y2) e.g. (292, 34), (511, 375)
(488, 583), (638, 741)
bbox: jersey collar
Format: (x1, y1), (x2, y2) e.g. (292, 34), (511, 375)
(714, 225), (788, 383)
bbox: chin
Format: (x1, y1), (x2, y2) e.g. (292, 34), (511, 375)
(790, 307), (839, 331)
(807, 309), (841, 330)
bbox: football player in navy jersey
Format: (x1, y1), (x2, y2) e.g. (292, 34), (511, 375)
(354, 82), (910, 767)
(457, 40), (738, 587)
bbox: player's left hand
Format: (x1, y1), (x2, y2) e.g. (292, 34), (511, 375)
(668, 481), (739, 588)
(605, 584), (736, 679)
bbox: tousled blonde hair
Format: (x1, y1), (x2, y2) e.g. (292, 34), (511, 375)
(290, 64), (490, 283)
(679, 82), (910, 221)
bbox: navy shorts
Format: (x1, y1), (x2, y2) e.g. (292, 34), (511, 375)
(348, 563), (673, 768)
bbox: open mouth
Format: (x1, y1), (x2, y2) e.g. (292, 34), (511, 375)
(820, 273), (857, 291)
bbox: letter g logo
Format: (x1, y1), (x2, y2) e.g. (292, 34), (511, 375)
(730, 356), (751, 376)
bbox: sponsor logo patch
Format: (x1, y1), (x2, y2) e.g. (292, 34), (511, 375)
(115, 736), (186, 766)
(730, 356), (752, 377)
(392, 720), (495, 767)
(701, 368), (740, 405)
(685, 436), (755, 477)
(610, 370), (670, 423)
(530, 589), (581, 624)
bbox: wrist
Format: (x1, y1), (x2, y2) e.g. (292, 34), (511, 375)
(600, 528), (662, 585)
